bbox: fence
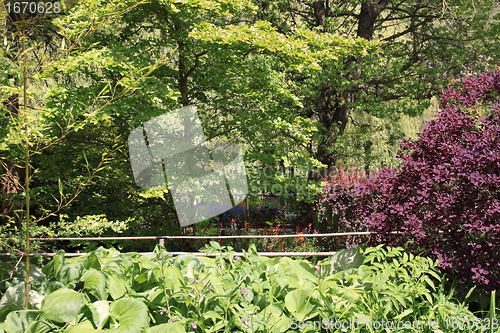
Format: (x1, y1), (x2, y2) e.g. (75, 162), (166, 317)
(0, 231), (377, 257)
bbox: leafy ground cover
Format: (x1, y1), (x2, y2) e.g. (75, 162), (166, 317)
(1, 243), (497, 332)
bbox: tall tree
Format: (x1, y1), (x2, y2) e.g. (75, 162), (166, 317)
(1, 0), (376, 242)
(0, 2), (66, 227)
(254, 0), (500, 175)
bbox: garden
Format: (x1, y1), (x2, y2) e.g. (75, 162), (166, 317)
(1, 0), (500, 332)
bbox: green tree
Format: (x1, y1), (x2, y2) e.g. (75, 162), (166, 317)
(1, 0), (377, 254)
(253, 0), (500, 175)
(0, 0), (164, 307)
(5, 0), (496, 256)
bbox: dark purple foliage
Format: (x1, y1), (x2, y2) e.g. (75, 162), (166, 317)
(315, 166), (368, 249)
(355, 69), (500, 290)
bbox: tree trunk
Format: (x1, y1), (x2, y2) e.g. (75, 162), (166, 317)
(357, 0), (388, 40)
(310, 0), (387, 176)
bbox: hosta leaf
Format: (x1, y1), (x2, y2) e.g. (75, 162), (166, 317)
(83, 252), (101, 270)
(0, 282), (30, 311)
(173, 254), (202, 280)
(106, 274), (128, 300)
(42, 252), (85, 285)
(81, 269), (108, 300)
(41, 251), (65, 278)
(146, 287), (165, 308)
(259, 304), (290, 332)
(285, 289), (317, 321)
(158, 267), (182, 291)
(101, 255), (135, 277)
(64, 320), (97, 333)
(41, 288), (85, 324)
(3, 310), (40, 333)
(329, 248), (365, 274)
(0, 283), (42, 311)
(109, 298), (149, 332)
(25, 321), (58, 333)
(88, 300), (110, 330)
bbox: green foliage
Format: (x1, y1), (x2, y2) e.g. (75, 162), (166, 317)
(1, 0), (376, 249)
(337, 98), (439, 173)
(2, 4), (500, 315)
(1, 244), (497, 332)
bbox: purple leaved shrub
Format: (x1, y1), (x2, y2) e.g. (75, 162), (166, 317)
(355, 69), (500, 290)
(315, 166), (368, 250)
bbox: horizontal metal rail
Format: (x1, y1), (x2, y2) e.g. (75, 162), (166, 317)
(12, 231), (376, 241)
(0, 232), (377, 257)
(0, 251), (339, 257)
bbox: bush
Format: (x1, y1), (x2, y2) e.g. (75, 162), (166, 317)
(315, 166), (368, 250)
(355, 69), (500, 291)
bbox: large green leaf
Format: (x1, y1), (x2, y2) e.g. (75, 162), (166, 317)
(284, 289), (317, 322)
(274, 258), (317, 289)
(106, 274), (128, 300)
(100, 254), (136, 277)
(259, 304), (290, 333)
(3, 310), (40, 333)
(0, 283), (43, 311)
(42, 252), (85, 285)
(156, 267), (182, 291)
(41, 288), (86, 324)
(108, 298), (149, 332)
(25, 321), (57, 333)
(83, 252), (102, 270)
(329, 248), (365, 274)
(64, 320), (97, 333)
(81, 269), (108, 300)
(172, 254), (202, 280)
(88, 300), (110, 330)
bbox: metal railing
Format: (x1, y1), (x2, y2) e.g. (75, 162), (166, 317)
(0, 231), (376, 257)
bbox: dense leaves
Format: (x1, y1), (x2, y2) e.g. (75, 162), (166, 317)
(2, 0), (500, 250)
(315, 166), (368, 250)
(341, 70), (500, 291)
(258, 0), (500, 174)
(0, 0), (379, 242)
(1, 244), (491, 332)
